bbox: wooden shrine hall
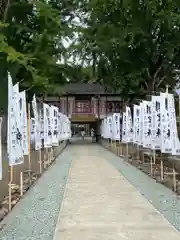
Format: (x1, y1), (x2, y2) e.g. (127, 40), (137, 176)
(43, 83), (122, 137)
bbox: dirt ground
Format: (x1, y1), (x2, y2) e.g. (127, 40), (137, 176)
(0, 144), (63, 203)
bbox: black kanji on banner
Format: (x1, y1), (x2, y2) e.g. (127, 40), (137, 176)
(148, 116), (151, 123)
(53, 130), (58, 136)
(157, 113), (161, 121)
(156, 128), (161, 137)
(156, 101), (160, 111)
(147, 129), (151, 136)
(146, 105), (151, 114)
(19, 98), (22, 111)
(165, 98), (168, 110)
(16, 128), (22, 140)
(16, 128), (22, 147)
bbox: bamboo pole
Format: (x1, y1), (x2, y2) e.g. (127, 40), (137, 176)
(137, 145), (139, 161)
(173, 164), (177, 192)
(48, 148), (50, 165)
(150, 156), (153, 176)
(51, 147), (53, 162)
(153, 150), (156, 164)
(160, 158), (164, 181)
(126, 143), (129, 161)
(28, 104), (31, 184)
(43, 148), (47, 169)
(8, 166), (13, 211)
(20, 171), (23, 196)
(39, 149), (42, 174)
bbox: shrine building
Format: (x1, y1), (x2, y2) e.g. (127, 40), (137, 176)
(43, 83), (122, 136)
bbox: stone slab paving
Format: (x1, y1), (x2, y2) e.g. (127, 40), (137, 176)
(103, 147), (180, 231)
(53, 145), (180, 239)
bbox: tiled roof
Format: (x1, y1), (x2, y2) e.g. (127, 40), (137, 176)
(63, 83), (111, 94)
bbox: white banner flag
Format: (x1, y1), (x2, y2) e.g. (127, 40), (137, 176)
(19, 91), (29, 155)
(122, 112), (127, 143)
(139, 103), (143, 146)
(142, 101), (152, 148)
(112, 113), (121, 140)
(49, 106), (53, 145)
(126, 107), (133, 143)
(103, 118), (108, 139)
(64, 118), (68, 140)
(160, 93), (172, 153)
(61, 114), (65, 140)
(100, 120), (104, 138)
(133, 105), (141, 144)
(39, 108), (44, 141)
(7, 74), (23, 166)
(43, 103), (48, 148)
(67, 118), (71, 139)
(58, 112), (65, 141)
(57, 112), (61, 142)
(168, 93), (180, 155)
(30, 118), (35, 144)
(52, 106), (59, 146)
(32, 95), (41, 150)
(151, 96), (162, 150)
(107, 116), (112, 139)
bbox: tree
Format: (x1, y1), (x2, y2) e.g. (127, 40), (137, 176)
(0, 0), (72, 109)
(70, 0), (180, 101)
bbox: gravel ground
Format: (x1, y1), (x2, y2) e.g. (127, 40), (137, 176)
(0, 146), (72, 240)
(101, 147), (180, 232)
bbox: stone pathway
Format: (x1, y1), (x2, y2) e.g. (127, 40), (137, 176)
(1, 143), (180, 239)
(53, 144), (180, 239)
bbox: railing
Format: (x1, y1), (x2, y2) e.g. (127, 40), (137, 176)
(60, 103), (121, 117)
(72, 112), (95, 115)
(46, 100), (122, 116)
(69, 108), (121, 116)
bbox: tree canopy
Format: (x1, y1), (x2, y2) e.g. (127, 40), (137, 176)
(1, 0), (180, 108)
(70, 0), (180, 100)
(0, 0), (73, 109)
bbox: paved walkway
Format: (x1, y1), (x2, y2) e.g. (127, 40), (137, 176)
(53, 145), (180, 239)
(1, 143), (180, 239)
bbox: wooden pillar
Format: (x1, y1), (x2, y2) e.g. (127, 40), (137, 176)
(66, 95), (68, 116)
(111, 101), (113, 113)
(98, 96), (100, 119)
(90, 96), (92, 114)
(59, 96), (61, 111)
(105, 95), (107, 117)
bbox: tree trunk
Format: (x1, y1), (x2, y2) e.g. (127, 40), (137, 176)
(92, 51), (96, 79)
(147, 79), (155, 94)
(0, 0), (10, 21)
(122, 99), (129, 112)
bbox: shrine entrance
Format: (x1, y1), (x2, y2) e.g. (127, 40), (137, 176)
(71, 123), (91, 137)
(71, 120), (101, 143)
